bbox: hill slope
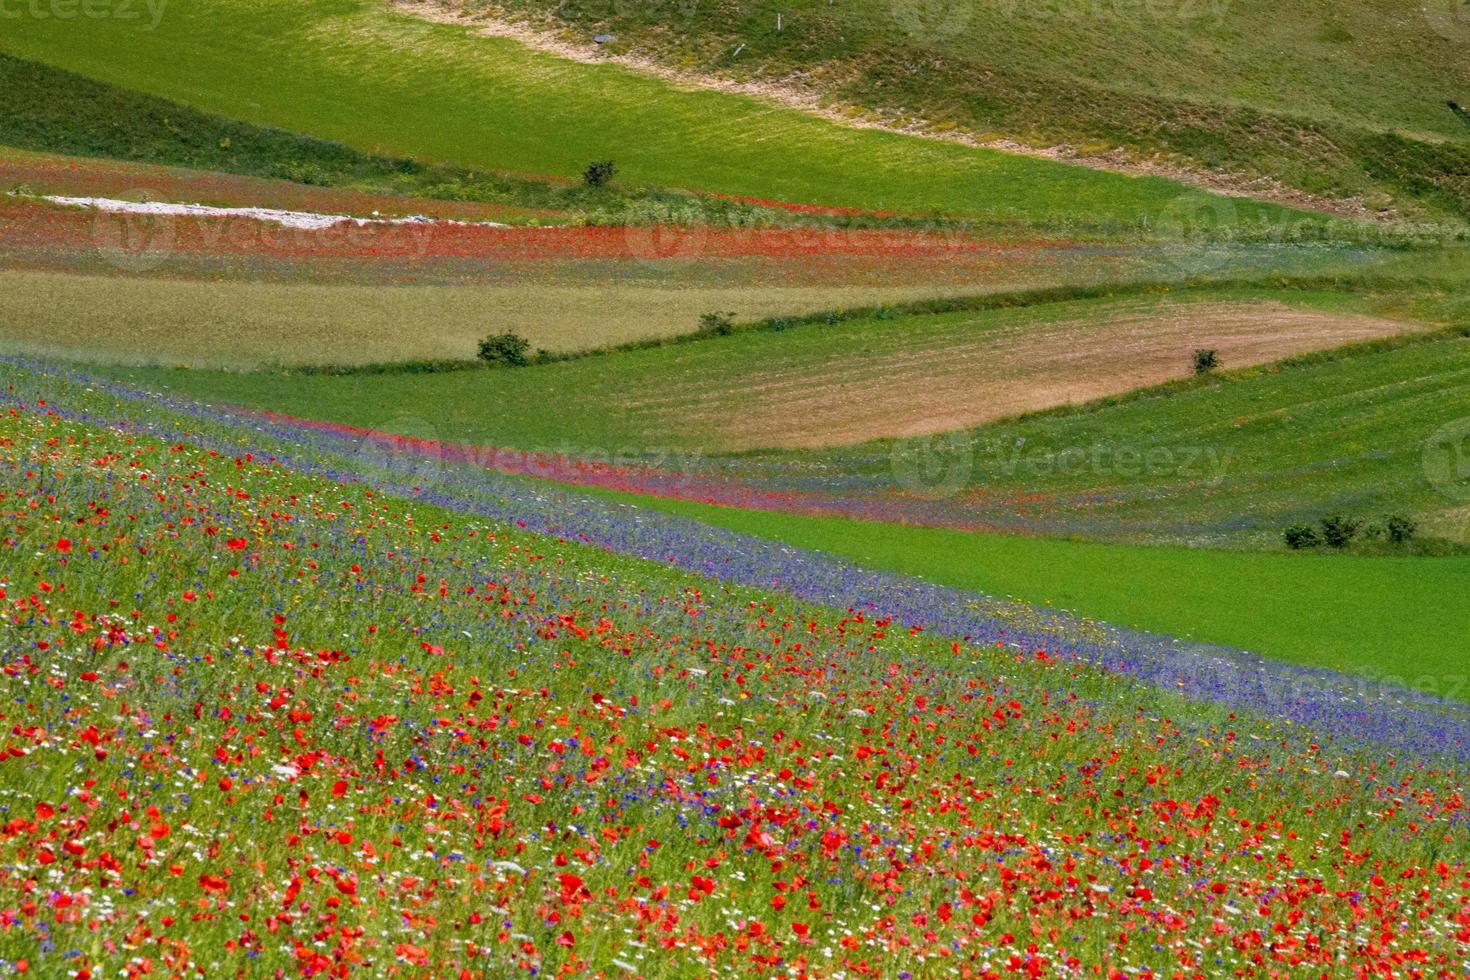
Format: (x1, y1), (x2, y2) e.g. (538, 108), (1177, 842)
(4, 359), (1470, 978)
(0, 0), (1297, 229)
(470, 0), (1470, 220)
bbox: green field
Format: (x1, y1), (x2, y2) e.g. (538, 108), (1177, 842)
(88, 282), (1470, 552)
(0, 52), (818, 225)
(493, 0), (1470, 218)
(583, 488), (1470, 700)
(780, 326), (1470, 546)
(89, 280), (1470, 545)
(0, 0), (1299, 229)
(62, 332), (1470, 691)
(84, 283), (1409, 437)
(91, 284), (1470, 552)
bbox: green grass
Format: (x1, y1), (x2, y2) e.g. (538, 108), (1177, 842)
(0, 52), (796, 225)
(494, 0), (1470, 219)
(0, 0), (1299, 230)
(583, 488), (1470, 699)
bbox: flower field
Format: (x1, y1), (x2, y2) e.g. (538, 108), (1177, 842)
(0, 195), (1070, 268)
(0, 362), (1465, 978)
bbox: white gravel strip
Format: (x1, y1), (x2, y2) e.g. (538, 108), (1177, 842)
(30, 194), (509, 230)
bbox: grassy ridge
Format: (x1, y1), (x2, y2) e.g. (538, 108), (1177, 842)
(0, 53), (414, 185)
(0, 0), (1296, 228)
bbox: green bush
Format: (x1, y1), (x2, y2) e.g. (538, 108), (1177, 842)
(583, 160), (617, 188)
(477, 332), (532, 367)
(698, 311), (736, 336)
(1192, 348), (1221, 374)
(1319, 514), (1362, 548)
(272, 161), (334, 186)
(1283, 523), (1320, 549)
(1385, 514), (1418, 543)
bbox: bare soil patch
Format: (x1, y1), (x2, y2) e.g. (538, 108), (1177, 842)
(666, 301), (1420, 450)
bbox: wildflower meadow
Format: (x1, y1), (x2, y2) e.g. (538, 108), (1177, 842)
(0, 362), (1465, 978)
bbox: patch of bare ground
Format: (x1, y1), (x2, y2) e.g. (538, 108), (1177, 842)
(392, 1), (1391, 222)
(647, 302), (1421, 450)
(0, 147), (545, 223)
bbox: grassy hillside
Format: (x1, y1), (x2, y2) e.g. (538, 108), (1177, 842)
(486, 0), (1470, 219)
(0, 52), (787, 224)
(0, 0), (1298, 230)
(583, 487), (1470, 699)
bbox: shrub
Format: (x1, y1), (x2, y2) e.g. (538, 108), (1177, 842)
(477, 332), (532, 367)
(1283, 523), (1320, 550)
(1192, 348), (1220, 374)
(698, 311), (736, 336)
(273, 161), (333, 186)
(582, 160), (617, 188)
(1319, 514), (1362, 548)
(1385, 514), (1418, 543)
